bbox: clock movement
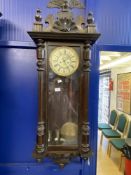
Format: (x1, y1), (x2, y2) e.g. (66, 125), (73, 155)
(28, 0), (100, 167)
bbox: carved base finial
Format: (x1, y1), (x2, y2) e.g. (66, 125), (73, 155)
(47, 152), (79, 167)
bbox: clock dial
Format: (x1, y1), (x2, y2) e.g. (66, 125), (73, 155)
(49, 46), (79, 77)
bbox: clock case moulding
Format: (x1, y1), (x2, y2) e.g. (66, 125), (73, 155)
(28, 0), (100, 168)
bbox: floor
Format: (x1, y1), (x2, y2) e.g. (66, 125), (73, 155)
(97, 131), (124, 175)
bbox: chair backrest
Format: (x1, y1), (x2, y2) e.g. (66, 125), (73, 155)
(109, 110), (118, 126)
(116, 114), (127, 134)
(127, 121), (131, 138)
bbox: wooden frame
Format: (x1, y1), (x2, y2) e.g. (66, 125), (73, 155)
(117, 72), (131, 114)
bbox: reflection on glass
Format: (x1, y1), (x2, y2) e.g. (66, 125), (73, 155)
(48, 71), (79, 146)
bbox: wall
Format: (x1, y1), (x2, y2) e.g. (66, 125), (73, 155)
(110, 66), (131, 120)
(94, 0), (131, 46)
(0, 1), (100, 175)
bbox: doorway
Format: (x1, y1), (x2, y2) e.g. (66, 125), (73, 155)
(97, 49), (131, 175)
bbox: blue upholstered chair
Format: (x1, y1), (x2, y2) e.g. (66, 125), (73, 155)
(98, 110), (118, 130)
(108, 121), (131, 169)
(100, 113), (128, 146)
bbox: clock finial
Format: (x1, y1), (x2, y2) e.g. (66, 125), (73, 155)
(33, 9), (43, 31)
(35, 9), (42, 23)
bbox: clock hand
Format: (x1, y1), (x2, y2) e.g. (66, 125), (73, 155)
(60, 57), (68, 67)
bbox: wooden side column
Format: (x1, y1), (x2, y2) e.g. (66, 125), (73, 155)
(33, 39), (46, 160)
(80, 43), (91, 160)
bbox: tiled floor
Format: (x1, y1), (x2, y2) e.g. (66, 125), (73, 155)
(97, 131), (124, 175)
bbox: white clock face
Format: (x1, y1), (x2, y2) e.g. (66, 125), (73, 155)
(49, 46), (79, 77)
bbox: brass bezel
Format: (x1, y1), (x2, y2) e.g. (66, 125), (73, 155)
(49, 46), (79, 77)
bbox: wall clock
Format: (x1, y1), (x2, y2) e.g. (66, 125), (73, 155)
(28, 0), (100, 167)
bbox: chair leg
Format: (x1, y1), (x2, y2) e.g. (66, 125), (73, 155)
(100, 133), (103, 145)
(107, 141), (110, 155)
(119, 153), (124, 171)
(107, 142), (109, 155)
(108, 144), (112, 157)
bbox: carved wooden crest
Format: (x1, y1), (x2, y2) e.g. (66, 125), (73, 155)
(33, 0), (97, 33)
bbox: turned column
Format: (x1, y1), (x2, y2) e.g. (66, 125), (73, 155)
(34, 39), (46, 158)
(80, 43), (91, 159)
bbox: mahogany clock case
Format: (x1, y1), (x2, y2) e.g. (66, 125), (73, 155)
(28, 30), (100, 165)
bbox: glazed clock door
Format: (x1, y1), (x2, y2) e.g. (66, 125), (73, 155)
(47, 43), (82, 148)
